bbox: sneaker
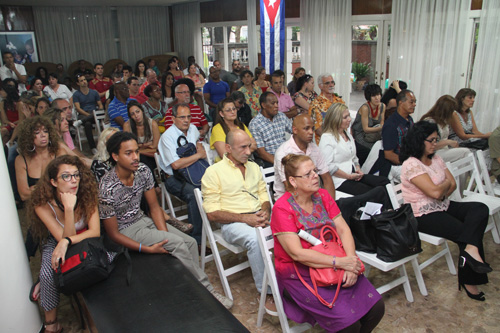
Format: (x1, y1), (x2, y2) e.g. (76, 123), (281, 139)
(210, 290), (233, 310)
(73, 120), (83, 128)
(265, 295), (277, 315)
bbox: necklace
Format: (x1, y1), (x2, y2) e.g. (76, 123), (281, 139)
(368, 102), (379, 119)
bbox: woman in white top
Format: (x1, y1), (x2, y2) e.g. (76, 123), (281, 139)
(319, 103), (388, 195)
(43, 73), (73, 108)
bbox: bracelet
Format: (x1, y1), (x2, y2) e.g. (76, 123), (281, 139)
(332, 255), (337, 271)
(64, 237), (72, 246)
(139, 243), (142, 253)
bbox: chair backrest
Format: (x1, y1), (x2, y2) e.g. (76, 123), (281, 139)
(260, 166), (275, 207)
(386, 183), (403, 209)
(201, 141), (215, 166)
(93, 109), (107, 137)
(475, 149), (495, 195)
(445, 153), (486, 199)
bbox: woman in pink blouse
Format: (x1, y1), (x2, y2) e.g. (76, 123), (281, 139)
(400, 121), (492, 301)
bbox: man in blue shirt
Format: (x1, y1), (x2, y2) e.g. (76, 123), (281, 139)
(108, 82), (129, 130)
(203, 66), (230, 121)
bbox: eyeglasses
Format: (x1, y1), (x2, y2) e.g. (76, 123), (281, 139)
(293, 168), (319, 179)
(59, 172), (81, 182)
(176, 115), (192, 120)
(177, 91), (190, 94)
(425, 137), (439, 144)
(223, 107), (237, 113)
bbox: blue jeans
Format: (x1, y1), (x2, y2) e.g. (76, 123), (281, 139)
(221, 222), (268, 294)
(164, 176), (202, 244)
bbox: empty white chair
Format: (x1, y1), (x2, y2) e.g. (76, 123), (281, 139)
(475, 149), (500, 196)
(93, 109), (108, 138)
(256, 226), (312, 333)
(194, 188), (250, 300)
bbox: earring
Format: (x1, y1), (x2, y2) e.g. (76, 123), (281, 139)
(29, 145), (36, 152)
(292, 186), (298, 197)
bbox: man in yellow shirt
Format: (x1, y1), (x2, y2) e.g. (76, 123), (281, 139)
(201, 129), (274, 310)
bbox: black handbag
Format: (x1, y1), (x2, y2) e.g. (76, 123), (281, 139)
(54, 237), (111, 295)
(174, 135), (209, 188)
(370, 204), (422, 262)
(349, 208), (377, 253)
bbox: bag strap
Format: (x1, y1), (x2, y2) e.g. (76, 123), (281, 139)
(177, 135), (188, 147)
(293, 263), (341, 308)
(319, 225), (342, 248)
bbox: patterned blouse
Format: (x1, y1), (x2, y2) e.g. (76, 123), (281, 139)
(308, 93), (345, 144)
(239, 85), (262, 117)
(293, 90), (318, 114)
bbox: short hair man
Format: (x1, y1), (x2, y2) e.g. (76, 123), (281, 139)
(127, 76), (147, 104)
(108, 82), (130, 130)
(308, 73), (345, 144)
(270, 72), (297, 119)
(371, 90), (416, 179)
(249, 91), (292, 168)
(99, 132), (232, 309)
(213, 60), (228, 79)
(158, 104), (207, 246)
(73, 74), (103, 152)
(201, 129), (275, 310)
(0, 51), (27, 92)
(273, 114), (335, 200)
(203, 66), (230, 120)
(89, 63), (113, 105)
(163, 83), (209, 139)
(139, 69), (161, 94)
(222, 60), (242, 92)
(122, 65), (133, 82)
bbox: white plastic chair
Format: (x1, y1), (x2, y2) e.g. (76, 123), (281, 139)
(256, 226), (312, 333)
(74, 109), (103, 151)
(446, 153), (500, 244)
(475, 149), (500, 196)
(93, 109), (108, 138)
(386, 183), (456, 275)
(153, 153), (188, 220)
(194, 188), (250, 300)
(260, 166), (275, 206)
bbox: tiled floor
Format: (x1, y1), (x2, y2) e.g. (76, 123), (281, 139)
(23, 205), (500, 333)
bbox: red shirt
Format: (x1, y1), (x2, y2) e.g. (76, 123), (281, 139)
(162, 103), (208, 130)
(89, 77), (113, 104)
(139, 80), (161, 94)
(129, 92), (148, 104)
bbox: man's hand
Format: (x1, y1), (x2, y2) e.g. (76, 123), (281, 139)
(145, 240), (169, 254)
(196, 142), (207, 159)
(255, 209), (270, 222)
(244, 213), (269, 228)
(5, 62), (15, 70)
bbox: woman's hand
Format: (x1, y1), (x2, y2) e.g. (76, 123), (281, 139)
(336, 256), (362, 274)
(145, 240), (169, 254)
(342, 271), (358, 288)
(445, 139), (458, 148)
(51, 238), (70, 270)
(60, 192), (77, 210)
(391, 80), (401, 93)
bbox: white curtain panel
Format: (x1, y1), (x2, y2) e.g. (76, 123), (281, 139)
(247, 0), (259, 72)
(117, 7), (171, 66)
(470, 0), (500, 132)
(390, 0), (470, 120)
(33, 7), (116, 65)
(172, 2), (203, 67)
(300, 0), (352, 107)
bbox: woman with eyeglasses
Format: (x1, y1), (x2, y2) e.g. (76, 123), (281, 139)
(319, 103), (389, 196)
(271, 154), (384, 332)
(142, 83), (168, 122)
(29, 155), (113, 333)
(400, 121), (491, 301)
(210, 98), (257, 162)
(293, 74), (317, 115)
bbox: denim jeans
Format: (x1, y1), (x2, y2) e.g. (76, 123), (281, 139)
(164, 176), (202, 244)
(221, 222), (268, 294)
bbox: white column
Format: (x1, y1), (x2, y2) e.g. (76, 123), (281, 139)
(286, 26), (293, 83)
(0, 144), (42, 332)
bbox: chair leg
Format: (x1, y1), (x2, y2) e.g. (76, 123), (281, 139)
(442, 241), (457, 275)
(200, 227), (207, 270)
(210, 240), (233, 300)
(398, 264), (414, 302)
(490, 214), (500, 244)
(256, 272), (268, 327)
(410, 258), (428, 296)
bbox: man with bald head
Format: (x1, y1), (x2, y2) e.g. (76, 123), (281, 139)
(273, 114), (336, 200)
(139, 68), (161, 94)
(202, 129), (275, 311)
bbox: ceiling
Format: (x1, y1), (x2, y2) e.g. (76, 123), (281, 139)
(1, 0), (197, 6)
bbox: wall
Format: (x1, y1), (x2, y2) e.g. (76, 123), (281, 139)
(0, 6), (34, 31)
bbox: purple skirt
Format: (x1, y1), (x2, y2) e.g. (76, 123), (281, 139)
(277, 264), (381, 332)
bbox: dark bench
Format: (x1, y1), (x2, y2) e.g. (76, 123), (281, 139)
(81, 252), (249, 332)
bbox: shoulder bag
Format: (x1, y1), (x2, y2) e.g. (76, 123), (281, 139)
(175, 135), (209, 188)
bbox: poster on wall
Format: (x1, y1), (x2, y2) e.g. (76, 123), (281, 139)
(0, 31), (38, 65)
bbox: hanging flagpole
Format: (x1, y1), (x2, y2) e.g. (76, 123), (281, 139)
(260, 0), (285, 73)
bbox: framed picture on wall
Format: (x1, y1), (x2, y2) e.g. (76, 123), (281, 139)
(0, 31), (38, 66)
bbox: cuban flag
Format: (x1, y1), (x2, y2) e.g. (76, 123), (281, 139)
(260, 0), (285, 73)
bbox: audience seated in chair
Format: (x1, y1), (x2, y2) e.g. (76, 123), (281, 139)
(204, 66), (230, 121)
(269, 72), (298, 119)
(89, 63), (112, 105)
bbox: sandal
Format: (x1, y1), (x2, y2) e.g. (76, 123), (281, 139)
(44, 320), (63, 333)
(29, 277), (40, 302)
(166, 217), (194, 234)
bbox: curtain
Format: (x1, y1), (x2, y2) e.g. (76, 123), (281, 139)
(33, 7), (116, 65)
(300, 0), (352, 106)
(247, 0), (258, 72)
(390, 0), (470, 120)
(116, 7), (171, 66)
(470, 0), (500, 132)
(172, 2), (203, 67)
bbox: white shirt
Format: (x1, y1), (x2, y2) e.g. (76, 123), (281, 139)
(43, 84), (73, 102)
(319, 132), (359, 189)
(0, 64), (27, 92)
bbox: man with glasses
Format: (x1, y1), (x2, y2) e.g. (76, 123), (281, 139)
(139, 69), (161, 94)
(108, 82), (130, 130)
(127, 76), (147, 104)
(89, 63), (112, 105)
(158, 103), (207, 250)
(163, 83), (209, 140)
(201, 129), (276, 312)
(308, 74), (345, 144)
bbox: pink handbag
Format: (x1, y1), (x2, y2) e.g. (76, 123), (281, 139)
(293, 225), (364, 308)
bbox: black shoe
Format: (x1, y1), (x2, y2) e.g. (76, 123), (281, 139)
(459, 251), (492, 274)
(459, 282), (485, 301)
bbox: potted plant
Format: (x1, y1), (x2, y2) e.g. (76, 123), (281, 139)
(352, 62), (372, 91)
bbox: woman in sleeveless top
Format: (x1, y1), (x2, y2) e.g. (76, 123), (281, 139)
(254, 66), (271, 92)
(30, 155), (110, 333)
(167, 57), (184, 81)
(293, 74), (318, 114)
(161, 71), (176, 107)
